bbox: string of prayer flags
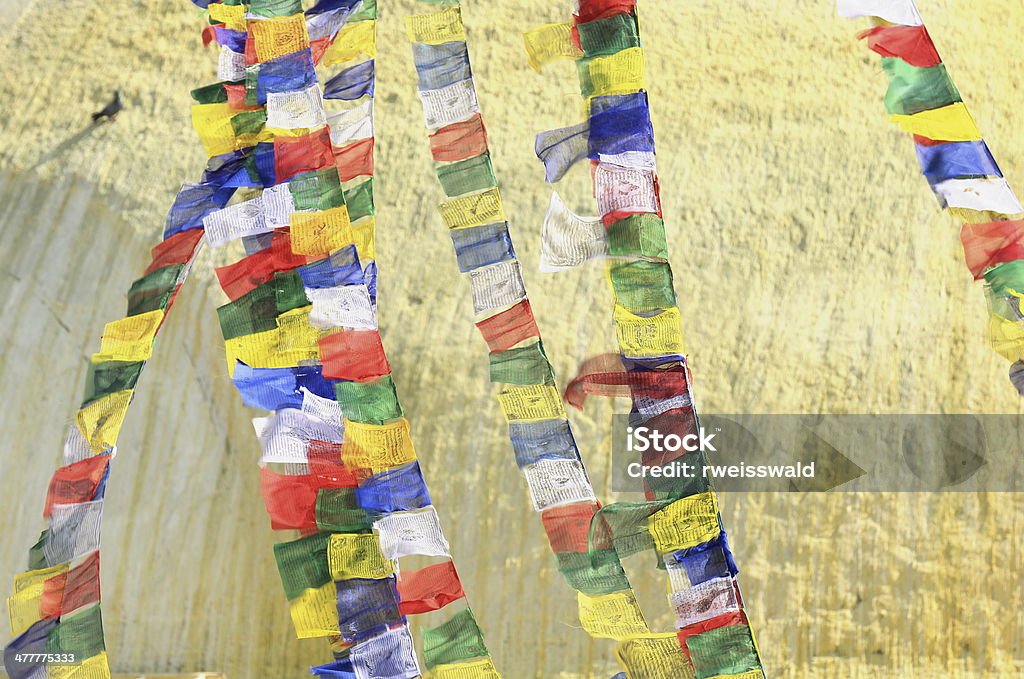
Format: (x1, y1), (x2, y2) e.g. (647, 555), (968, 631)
(403, 2), (659, 668)
(3, 147), (232, 676)
(839, 0), (1024, 393)
(6, 2), (498, 676)
(524, 1), (765, 675)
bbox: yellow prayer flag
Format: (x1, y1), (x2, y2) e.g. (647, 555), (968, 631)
(577, 591), (650, 640)
(523, 23), (582, 71)
(613, 305), (685, 358)
(192, 103), (239, 157)
(438, 188), (506, 230)
(9, 563), (69, 634)
(889, 103), (982, 142)
(224, 307), (324, 375)
(92, 310), (164, 363)
(322, 21), (377, 66)
(76, 389), (133, 453)
(615, 634), (695, 679)
(7, 586), (43, 637)
(585, 47), (646, 97)
(327, 534), (394, 580)
(289, 583), (341, 639)
(648, 492), (720, 554)
(712, 672), (765, 679)
(406, 6), (467, 45)
(351, 216), (377, 262)
(496, 383), (566, 422)
(250, 15), (310, 63)
(48, 651), (112, 679)
(208, 3), (245, 31)
(430, 658), (504, 679)
(989, 313), (1024, 362)
(291, 206), (354, 256)
(342, 418), (417, 471)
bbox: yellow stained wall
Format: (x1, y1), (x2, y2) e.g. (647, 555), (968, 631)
(0, 0), (1022, 677)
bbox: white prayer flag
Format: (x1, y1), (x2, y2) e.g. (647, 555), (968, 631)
(836, 0), (924, 26)
(419, 79), (479, 131)
(522, 459), (596, 511)
(266, 83), (328, 130)
(327, 99), (375, 146)
(540, 192), (607, 272)
(203, 197), (270, 248)
(933, 177), (1024, 215)
(468, 260), (527, 315)
(594, 163), (660, 216)
(373, 506), (451, 560)
(305, 284), (377, 330)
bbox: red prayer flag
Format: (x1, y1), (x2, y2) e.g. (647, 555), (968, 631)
(40, 552), (101, 619)
(396, 561), (466, 615)
(260, 468), (318, 531)
(333, 137), (375, 183)
(275, 128), (335, 183)
(320, 331), (392, 382)
(575, 0), (636, 24)
(215, 231), (309, 300)
(428, 115), (489, 163)
(677, 612), (750, 659)
(43, 456), (110, 518)
(145, 230), (204, 275)
(310, 37), (331, 65)
(541, 502), (603, 553)
(474, 300), (540, 353)
(308, 440), (363, 488)
(961, 220), (1024, 279)
(859, 25), (941, 68)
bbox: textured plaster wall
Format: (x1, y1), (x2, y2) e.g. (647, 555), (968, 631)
(0, 1), (1022, 677)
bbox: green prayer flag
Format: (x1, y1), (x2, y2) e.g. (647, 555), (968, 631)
(645, 451), (712, 502)
(334, 375), (404, 424)
(28, 530), (48, 569)
(217, 283), (281, 340)
(45, 604), (105, 659)
(245, 67), (260, 108)
(291, 168), (346, 211)
(344, 178), (375, 222)
(191, 82), (231, 105)
(686, 624), (761, 679)
(274, 270), (310, 314)
(555, 549), (631, 595)
(422, 608), (490, 669)
(273, 532), (332, 600)
(249, 0), (303, 18)
(349, 0), (378, 21)
(488, 341), (554, 385)
(126, 265), (182, 317)
(609, 260), (676, 311)
(82, 360), (144, 407)
(606, 213), (669, 259)
(882, 58), (961, 116)
(231, 109), (267, 137)
(591, 500), (672, 560)
(316, 489), (372, 533)
(984, 260), (1024, 298)
(577, 13), (640, 58)
(436, 153), (498, 198)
